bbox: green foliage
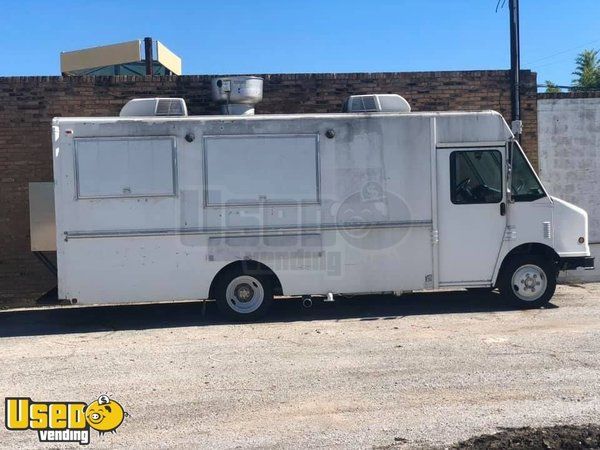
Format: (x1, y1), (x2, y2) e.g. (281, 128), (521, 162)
(544, 81), (561, 93)
(572, 49), (600, 90)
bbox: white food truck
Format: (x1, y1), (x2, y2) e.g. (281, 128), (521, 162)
(34, 81), (593, 320)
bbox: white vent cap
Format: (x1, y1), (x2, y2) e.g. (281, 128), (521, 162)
(119, 98), (188, 117)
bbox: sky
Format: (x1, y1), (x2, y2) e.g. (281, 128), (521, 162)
(1, 0), (599, 89)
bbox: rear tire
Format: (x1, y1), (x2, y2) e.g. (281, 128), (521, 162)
(214, 267), (273, 321)
(498, 255), (557, 308)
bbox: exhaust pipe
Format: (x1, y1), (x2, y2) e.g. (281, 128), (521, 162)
(302, 296), (313, 308)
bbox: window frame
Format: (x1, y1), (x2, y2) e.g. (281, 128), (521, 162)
(202, 133), (321, 207)
(510, 143), (548, 203)
(449, 149), (504, 205)
(73, 136), (178, 200)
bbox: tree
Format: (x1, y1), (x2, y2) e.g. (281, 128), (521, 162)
(544, 81), (561, 93)
(572, 49), (600, 90)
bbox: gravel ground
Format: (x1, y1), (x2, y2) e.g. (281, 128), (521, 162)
(0, 283), (599, 449)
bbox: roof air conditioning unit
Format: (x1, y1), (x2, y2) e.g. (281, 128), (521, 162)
(119, 98), (188, 117)
(342, 94), (411, 113)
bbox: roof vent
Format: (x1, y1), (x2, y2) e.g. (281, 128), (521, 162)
(343, 94), (411, 113)
(119, 98), (188, 117)
(211, 76), (263, 115)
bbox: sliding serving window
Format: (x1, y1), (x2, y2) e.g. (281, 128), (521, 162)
(74, 137), (177, 199)
(203, 134), (320, 206)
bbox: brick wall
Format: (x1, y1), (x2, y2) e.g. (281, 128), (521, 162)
(0, 70), (538, 304)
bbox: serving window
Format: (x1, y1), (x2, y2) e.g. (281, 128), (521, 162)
(74, 137), (177, 199)
(204, 134), (320, 206)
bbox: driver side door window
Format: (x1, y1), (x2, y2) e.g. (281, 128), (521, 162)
(450, 150), (503, 204)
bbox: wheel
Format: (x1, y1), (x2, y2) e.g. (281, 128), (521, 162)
(214, 268), (273, 320)
(498, 255), (557, 308)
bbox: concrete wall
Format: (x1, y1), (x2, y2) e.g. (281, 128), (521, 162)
(0, 70), (538, 303)
(538, 96), (600, 243)
(538, 93), (600, 283)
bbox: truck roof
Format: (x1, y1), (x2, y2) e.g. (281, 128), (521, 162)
(53, 110), (506, 124)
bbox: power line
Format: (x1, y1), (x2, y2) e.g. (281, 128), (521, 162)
(533, 55), (580, 70)
(524, 38), (600, 66)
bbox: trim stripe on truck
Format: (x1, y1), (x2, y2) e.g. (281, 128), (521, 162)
(63, 220), (432, 240)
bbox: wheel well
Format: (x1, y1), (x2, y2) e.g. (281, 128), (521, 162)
(208, 260), (283, 299)
(496, 243), (560, 285)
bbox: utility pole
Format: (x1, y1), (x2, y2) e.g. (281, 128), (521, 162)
(509, 0), (522, 140)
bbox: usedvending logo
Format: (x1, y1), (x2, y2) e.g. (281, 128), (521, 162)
(5, 394), (127, 445)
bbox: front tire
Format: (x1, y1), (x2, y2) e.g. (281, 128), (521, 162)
(214, 268), (273, 321)
(498, 255), (557, 308)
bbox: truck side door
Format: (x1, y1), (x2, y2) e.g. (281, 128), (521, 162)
(436, 147), (507, 285)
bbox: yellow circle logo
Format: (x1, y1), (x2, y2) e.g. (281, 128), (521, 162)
(85, 395), (126, 434)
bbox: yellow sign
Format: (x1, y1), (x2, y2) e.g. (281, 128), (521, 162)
(60, 40), (142, 74)
(156, 41), (182, 75)
(5, 395), (127, 445)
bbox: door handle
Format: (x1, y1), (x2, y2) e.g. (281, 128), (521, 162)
(500, 202), (506, 216)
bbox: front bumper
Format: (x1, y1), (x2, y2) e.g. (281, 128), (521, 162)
(559, 256), (595, 271)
